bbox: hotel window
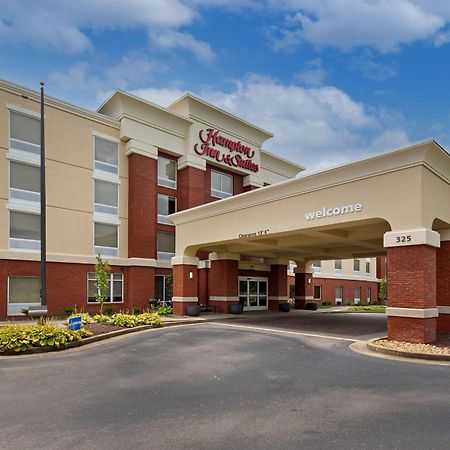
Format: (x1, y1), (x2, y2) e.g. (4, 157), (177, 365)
(155, 275), (173, 303)
(313, 285), (322, 300)
(9, 110), (40, 157)
(8, 276), (41, 315)
(94, 180), (118, 216)
(157, 194), (176, 225)
(335, 286), (343, 305)
(157, 232), (175, 260)
(9, 211), (40, 251)
(366, 260), (370, 274)
(211, 170), (233, 198)
(367, 287), (372, 304)
(353, 259), (360, 273)
(334, 259), (342, 272)
(94, 136), (119, 176)
(94, 223), (118, 257)
(354, 287), (361, 305)
(87, 272), (123, 303)
(158, 156), (177, 188)
(9, 161), (40, 203)
(312, 260), (321, 273)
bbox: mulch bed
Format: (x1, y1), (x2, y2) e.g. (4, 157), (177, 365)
(373, 335), (450, 356)
(84, 323), (123, 336)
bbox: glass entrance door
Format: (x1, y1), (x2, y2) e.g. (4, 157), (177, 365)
(239, 277), (268, 311)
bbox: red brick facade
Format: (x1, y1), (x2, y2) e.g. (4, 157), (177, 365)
(437, 241), (450, 333)
(268, 265), (288, 310)
(128, 154), (157, 258)
(208, 259), (239, 313)
(0, 259), (154, 319)
(172, 264), (198, 315)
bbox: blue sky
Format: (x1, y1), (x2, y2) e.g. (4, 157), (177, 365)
(1, 0), (450, 170)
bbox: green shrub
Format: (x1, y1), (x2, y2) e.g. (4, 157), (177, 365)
(92, 314), (111, 323)
(151, 305), (173, 316)
(132, 306), (140, 315)
(321, 301), (332, 306)
(111, 313), (138, 328)
(103, 305), (114, 316)
(136, 313), (163, 327)
(0, 324), (91, 354)
(62, 307), (75, 317)
(346, 302), (353, 306)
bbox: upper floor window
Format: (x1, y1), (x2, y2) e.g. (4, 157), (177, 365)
(94, 136), (118, 176)
(334, 259), (342, 271)
(354, 259), (360, 273)
(9, 211), (40, 251)
(365, 260), (370, 274)
(211, 170), (233, 198)
(94, 180), (118, 217)
(158, 156), (176, 189)
(9, 161), (40, 203)
(312, 260), (321, 273)
(9, 111), (40, 157)
(94, 222), (118, 257)
(157, 231), (175, 260)
(157, 194), (176, 225)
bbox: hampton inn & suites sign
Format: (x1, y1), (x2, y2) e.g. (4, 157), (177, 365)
(194, 128), (259, 172)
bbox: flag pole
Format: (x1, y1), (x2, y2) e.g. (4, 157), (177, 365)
(40, 81), (46, 306)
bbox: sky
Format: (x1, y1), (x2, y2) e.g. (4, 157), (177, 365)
(1, 0), (450, 171)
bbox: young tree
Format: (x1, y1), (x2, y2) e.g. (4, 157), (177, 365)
(379, 277), (388, 305)
(95, 254), (111, 314)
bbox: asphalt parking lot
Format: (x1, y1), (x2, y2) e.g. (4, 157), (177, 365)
(1, 315), (450, 450)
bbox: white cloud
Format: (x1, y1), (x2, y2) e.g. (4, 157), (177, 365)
(295, 59), (327, 86)
(137, 74), (411, 170)
(269, 0), (446, 53)
(0, 0), (195, 53)
(149, 30), (216, 63)
(350, 53), (397, 81)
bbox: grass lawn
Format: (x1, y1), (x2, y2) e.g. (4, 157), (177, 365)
(347, 305), (386, 313)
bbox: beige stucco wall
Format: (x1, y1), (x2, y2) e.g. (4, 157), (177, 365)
(0, 84), (129, 259)
(314, 258), (378, 281)
(172, 141), (450, 257)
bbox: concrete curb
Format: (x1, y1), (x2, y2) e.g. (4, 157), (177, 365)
(0, 319), (204, 357)
(367, 338), (450, 362)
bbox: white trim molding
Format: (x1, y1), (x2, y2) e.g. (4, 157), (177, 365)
(295, 295), (314, 300)
(268, 296), (289, 301)
(386, 307), (439, 318)
(209, 252), (240, 261)
(437, 306), (450, 315)
(209, 296), (239, 302)
(172, 297), (198, 303)
(171, 256), (199, 266)
(384, 229), (440, 248)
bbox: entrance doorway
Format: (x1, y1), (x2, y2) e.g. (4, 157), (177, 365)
(239, 277), (268, 311)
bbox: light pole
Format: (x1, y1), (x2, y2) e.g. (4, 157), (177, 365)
(40, 81), (46, 306)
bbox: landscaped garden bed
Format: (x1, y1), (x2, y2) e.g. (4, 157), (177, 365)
(0, 311), (164, 355)
(369, 335), (450, 360)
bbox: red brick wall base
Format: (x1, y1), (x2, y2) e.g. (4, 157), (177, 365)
(172, 301), (198, 315)
(388, 316), (437, 343)
(437, 314), (450, 334)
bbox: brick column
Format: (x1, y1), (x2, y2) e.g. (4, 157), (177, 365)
(294, 262), (313, 309)
(177, 166), (205, 211)
(384, 229), (440, 343)
(268, 264), (288, 310)
(127, 149), (157, 258)
(208, 253), (239, 313)
(172, 256), (199, 315)
(437, 237), (450, 333)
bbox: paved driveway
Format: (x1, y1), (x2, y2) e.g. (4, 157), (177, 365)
(215, 309), (387, 340)
(1, 321), (449, 450)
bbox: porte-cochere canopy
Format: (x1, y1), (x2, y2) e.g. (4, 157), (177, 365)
(170, 140), (450, 344)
